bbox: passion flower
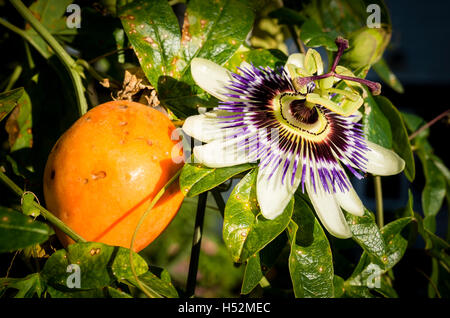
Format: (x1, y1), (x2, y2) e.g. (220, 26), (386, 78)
(182, 38), (405, 238)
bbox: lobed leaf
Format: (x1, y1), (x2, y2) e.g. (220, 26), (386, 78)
(0, 273), (45, 298)
(41, 242), (148, 290)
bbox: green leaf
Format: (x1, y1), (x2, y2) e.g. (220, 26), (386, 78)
(181, 0), (255, 68)
(269, 7), (306, 26)
(106, 286), (133, 298)
(119, 0), (181, 88)
(346, 217), (413, 297)
(0, 87), (24, 123)
(4, 89), (33, 152)
(362, 91), (392, 148)
(333, 275), (345, 298)
(25, 0), (76, 59)
(372, 58), (404, 93)
(0, 207), (52, 253)
(303, 0), (391, 36)
(125, 271), (179, 298)
(222, 169), (293, 262)
(241, 233), (287, 295)
(21, 192), (40, 217)
(414, 212), (450, 270)
(45, 285), (107, 298)
(224, 47), (287, 72)
(41, 242), (148, 290)
(345, 209), (387, 267)
(287, 193), (334, 298)
(120, 0), (255, 118)
(381, 217), (413, 270)
(402, 112), (429, 141)
(300, 19), (338, 51)
(179, 162), (256, 197)
(375, 96), (415, 181)
(241, 253), (264, 295)
(0, 273), (45, 298)
(417, 151), (447, 225)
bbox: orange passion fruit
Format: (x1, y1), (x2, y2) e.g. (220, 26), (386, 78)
(43, 100), (185, 252)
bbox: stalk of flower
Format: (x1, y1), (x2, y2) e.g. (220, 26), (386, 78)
(182, 37), (405, 239)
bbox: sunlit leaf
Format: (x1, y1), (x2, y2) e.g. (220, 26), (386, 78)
(345, 209), (387, 268)
(41, 242), (148, 290)
(179, 162), (256, 197)
(222, 169), (293, 262)
(288, 193), (334, 298)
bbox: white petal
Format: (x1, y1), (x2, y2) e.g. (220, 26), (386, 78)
(365, 141), (405, 176)
(191, 58), (233, 101)
(256, 160), (300, 220)
(351, 110), (363, 123)
(193, 135), (254, 168)
(239, 61), (252, 71)
(306, 183), (352, 239)
(182, 112), (235, 143)
(334, 186), (364, 216)
(285, 53), (305, 69)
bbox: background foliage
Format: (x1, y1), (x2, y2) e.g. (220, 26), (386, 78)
(0, 0), (448, 298)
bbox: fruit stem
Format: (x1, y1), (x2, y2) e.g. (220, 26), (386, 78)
(374, 175), (384, 228)
(0, 170), (87, 243)
(9, 0), (88, 116)
(129, 169), (183, 298)
(186, 191), (208, 297)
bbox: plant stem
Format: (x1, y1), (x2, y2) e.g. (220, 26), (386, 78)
(4, 65), (23, 92)
(374, 176), (384, 228)
(9, 0), (88, 116)
(128, 169), (182, 298)
(0, 17), (48, 58)
(408, 109), (450, 141)
(0, 170), (86, 243)
(186, 191), (208, 297)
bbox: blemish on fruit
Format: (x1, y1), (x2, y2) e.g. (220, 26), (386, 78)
(82, 178), (89, 184)
(119, 121), (128, 126)
(92, 171), (107, 180)
(50, 170), (55, 180)
(147, 140), (153, 146)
